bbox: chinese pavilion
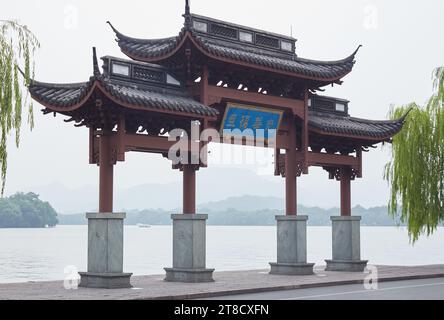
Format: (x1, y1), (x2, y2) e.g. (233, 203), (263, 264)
(27, 1), (406, 288)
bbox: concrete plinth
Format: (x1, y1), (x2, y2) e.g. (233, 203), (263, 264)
(325, 216), (368, 272)
(79, 213), (132, 288)
(270, 215), (314, 275)
(164, 214), (214, 283)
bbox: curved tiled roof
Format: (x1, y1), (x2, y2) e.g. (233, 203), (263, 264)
(115, 31), (184, 60)
(100, 79), (218, 117)
(29, 80), (404, 140)
(29, 79), (404, 140)
(109, 21), (358, 82)
(192, 35), (357, 79)
(308, 111), (406, 140)
(29, 80), (94, 108)
(29, 77), (219, 118)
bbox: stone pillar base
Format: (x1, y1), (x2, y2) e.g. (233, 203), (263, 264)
(326, 216), (367, 272)
(269, 262), (315, 275)
(79, 272), (132, 289)
(325, 260), (368, 272)
(269, 215), (314, 276)
(164, 214), (214, 283)
(79, 213), (132, 288)
(164, 268), (215, 283)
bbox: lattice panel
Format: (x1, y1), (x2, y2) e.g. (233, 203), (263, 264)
(315, 100), (334, 110)
(256, 34), (279, 48)
(133, 67), (164, 83)
(211, 24), (238, 39)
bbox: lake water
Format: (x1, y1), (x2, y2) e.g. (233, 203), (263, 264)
(0, 226), (443, 283)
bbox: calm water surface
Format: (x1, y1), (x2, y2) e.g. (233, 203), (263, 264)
(0, 226), (443, 283)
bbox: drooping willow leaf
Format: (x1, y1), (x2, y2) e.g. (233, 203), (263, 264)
(385, 67), (444, 243)
(0, 20), (40, 195)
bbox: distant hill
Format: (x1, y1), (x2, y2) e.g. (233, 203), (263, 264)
(0, 193), (58, 228)
(26, 167), (387, 214)
(57, 195), (403, 226)
(198, 195), (284, 212)
(29, 168), (286, 214)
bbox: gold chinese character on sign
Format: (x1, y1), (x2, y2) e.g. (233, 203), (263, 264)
(252, 116), (263, 129)
(266, 119), (275, 129)
(226, 113), (237, 128)
(239, 115), (250, 129)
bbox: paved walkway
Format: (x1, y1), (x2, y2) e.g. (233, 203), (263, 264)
(1, 265), (444, 300)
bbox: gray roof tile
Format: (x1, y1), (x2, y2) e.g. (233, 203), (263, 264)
(308, 111), (405, 139)
(29, 79), (404, 140)
(29, 76), (219, 118)
(109, 20), (358, 81)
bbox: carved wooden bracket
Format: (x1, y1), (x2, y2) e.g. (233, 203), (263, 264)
(168, 150), (203, 171)
(274, 151), (303, 178)
(323, 166), (359, 181)
(274, 151), (286, 177)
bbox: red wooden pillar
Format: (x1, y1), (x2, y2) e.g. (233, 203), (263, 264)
(340, 167), (351, 217)
(99, 130), (114, 213)
(285, 117), (297, 216)
(200, 65), (209, 105)
(180, 65), (206, 214)
(302, 86), (309, 174)
(183, 164), (196, 214)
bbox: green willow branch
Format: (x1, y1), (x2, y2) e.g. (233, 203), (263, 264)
(385, 67), (444, 243)
(0, 20), (40, 196)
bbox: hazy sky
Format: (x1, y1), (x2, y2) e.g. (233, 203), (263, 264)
(3, 0), (444, 209)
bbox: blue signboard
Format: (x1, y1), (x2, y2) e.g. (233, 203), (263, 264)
(220, 103), (283, 140)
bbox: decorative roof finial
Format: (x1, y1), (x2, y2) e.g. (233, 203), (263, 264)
(185, 0), (191, 16)
(400, 107), (414, 123)
(92, 47), (100, 77)
(184, 0), (191, 29)
(352, 45), (363, 57)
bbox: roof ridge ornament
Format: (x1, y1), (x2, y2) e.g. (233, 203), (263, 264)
(92, 47), (101, 78)
(352, 45), (363, 58)
(400, 107), (414, 123)
(106, 21), (124, 40)
(317, 44), (363, 65)
(16, 65), (35, 87)
(17, 65), (26, 79)
(185, 0), (191, 15)
(184, 0), (192, 29)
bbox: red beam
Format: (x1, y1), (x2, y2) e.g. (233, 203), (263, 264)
(302, 152), (360, 167)
(124, 133), (176, 153)
(123, 133), (359, 168)
(205, 135), (289, 149)
(206, 85), (305, 119)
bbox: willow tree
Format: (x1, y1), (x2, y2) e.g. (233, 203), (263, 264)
(0, 20), (39, 195)
(385, 67), (444, 242)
